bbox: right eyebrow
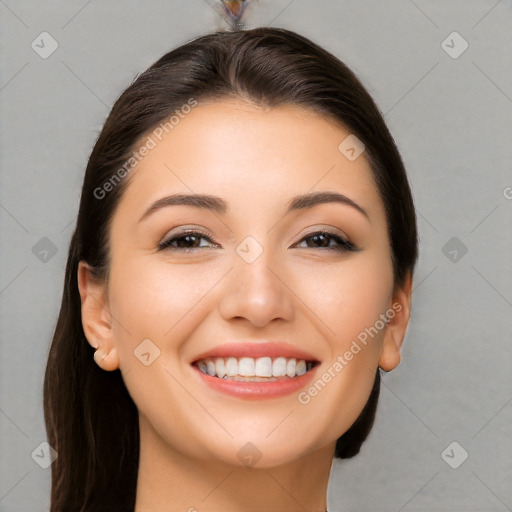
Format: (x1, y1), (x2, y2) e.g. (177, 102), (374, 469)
(139, 194), (228, 222)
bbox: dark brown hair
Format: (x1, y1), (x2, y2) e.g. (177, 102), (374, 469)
(44, 27), (418, 512)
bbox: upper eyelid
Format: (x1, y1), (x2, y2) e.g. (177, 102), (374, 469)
(162, 223), (349, 239)
(160, 225), (214, 240)
(294, 224), (350, 241)
(159, 228), (218, 247)
(292, 231), (355, 251)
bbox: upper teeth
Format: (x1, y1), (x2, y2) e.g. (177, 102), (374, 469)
(196, 357), (311, 378)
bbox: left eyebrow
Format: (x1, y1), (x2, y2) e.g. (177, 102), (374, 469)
(285, 191), (369, 220)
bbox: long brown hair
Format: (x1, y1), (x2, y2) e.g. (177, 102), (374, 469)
(44, 27), (418, 512)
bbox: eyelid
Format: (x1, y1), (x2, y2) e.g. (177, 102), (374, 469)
(291, 223), (360, 252)
(295, 231), (355, 250)
(158, 224), (357, 251)
(158, 225), (220, 249)
(293, 224), (351, 243)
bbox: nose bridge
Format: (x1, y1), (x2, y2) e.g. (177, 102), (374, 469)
(218, 235), (294, 327)
(235, 237), (281, 301)
(238, 244), (276, 290)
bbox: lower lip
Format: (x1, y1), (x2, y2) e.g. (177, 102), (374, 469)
(192, 365), (318, 399)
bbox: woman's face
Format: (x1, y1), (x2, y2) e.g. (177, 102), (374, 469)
(81, 98), (409, 468)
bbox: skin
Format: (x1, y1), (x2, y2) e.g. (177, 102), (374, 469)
(78, 98), (412, 512)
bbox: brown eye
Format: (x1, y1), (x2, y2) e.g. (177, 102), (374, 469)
(295, 231), (355, 252)
(159, 231), (219, 250)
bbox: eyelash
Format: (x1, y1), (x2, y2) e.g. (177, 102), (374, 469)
(158, 230), (356, 252)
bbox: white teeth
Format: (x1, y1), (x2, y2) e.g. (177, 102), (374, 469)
(272, 357), (287, 377)
(206, 360), (216, 376)
(226, 357), (238, 376)
(239, 357), (255, 377)
(255, 357), (272, 377)
(286, 358), (296, 378)
(215, 358), (226, 378)
(196, 356), (314, 379)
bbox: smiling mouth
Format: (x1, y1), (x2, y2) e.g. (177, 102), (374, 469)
(193, 356), (317, 382)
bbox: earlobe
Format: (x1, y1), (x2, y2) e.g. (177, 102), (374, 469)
(77, 261), (120, 371)
(93, 346), (121, 372)
(378, 273), (412, 372)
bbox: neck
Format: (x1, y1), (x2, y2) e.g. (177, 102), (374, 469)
(134, 417), (334, 512)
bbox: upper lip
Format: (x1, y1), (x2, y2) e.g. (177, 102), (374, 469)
(192, 341), (319, 363)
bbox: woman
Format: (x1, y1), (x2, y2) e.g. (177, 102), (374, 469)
(44, 27), (418, 512)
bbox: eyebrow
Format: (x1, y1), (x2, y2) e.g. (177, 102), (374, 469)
(139, 194), (228, 222)
(287, 191), (369, 219)
(138, 190), (369, 222)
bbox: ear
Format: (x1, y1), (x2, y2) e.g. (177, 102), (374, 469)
(378, 272), (413, 372)
(77, 261), (120, 371)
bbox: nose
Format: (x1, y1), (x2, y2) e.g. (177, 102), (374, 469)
(218, 253), (295, 328)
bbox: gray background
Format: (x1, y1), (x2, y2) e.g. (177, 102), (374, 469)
(1, 1), (511, 511)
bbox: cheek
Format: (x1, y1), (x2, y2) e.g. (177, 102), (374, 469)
(292, 251), (394, 353)
(290, 251), (393, 437)
(106, 256), (227, 358)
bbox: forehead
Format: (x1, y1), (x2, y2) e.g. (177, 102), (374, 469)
(114, 98), (384, 222)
